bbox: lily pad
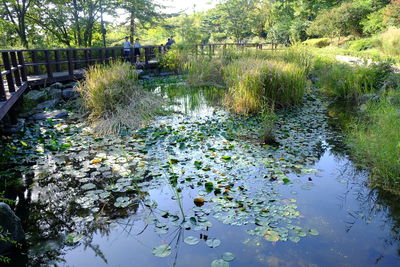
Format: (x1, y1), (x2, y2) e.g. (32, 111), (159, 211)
(309, 229), (319, 236)
(152, 244), (171, 257)
(184, 236), (199, 245)
(211, 259), (229, 267)
(222, 252), (235, 262)
(206, 238), (221, 248)
(81, 183), (96, 190)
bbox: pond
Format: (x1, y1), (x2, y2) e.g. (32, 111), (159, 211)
(3, 77), (400, 266)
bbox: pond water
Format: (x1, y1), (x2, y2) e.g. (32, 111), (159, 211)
(3, 77), (400, 266)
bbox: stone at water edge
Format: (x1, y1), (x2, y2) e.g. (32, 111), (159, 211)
(62, 88), (80, 100)
(0, 203), (25, 254)
(34, 99), (60, 110)
(49, 82), (65, 89)
(28, 110), (68, 120)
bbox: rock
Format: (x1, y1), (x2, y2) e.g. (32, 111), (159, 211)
(24, 90), (47, 103)
(64, 82), (77, 88)
(47, 89), (62, 99)
(140, 75), (152, 80)
(136, 69), (144, 76)
(0, 203), (25, 254)
(158, 72), (174, 77)
(62, 88), (79, 100)
(29, 110), (68, 120)
(6, 119), (25, 134)
(34, 99), (60, 110)
(49, 82), (64, 89)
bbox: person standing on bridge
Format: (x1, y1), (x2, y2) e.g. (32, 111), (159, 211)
(133, 38), (141, 63)
(123, 36), (131, 61)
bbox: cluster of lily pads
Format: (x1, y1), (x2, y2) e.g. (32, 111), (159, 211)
(0, 77), (330, 265)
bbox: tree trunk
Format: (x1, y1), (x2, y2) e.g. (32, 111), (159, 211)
(72, 0), (82, 46)
(130, 11), (135, 43)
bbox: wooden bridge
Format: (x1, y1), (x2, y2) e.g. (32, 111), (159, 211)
(0, 43), (268, 121)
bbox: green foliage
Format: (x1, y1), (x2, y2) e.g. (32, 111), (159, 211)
(348, 37), (380, 51)
(159, 45), (193, 73)
(314, 57), (393, 100)
(303, 38), (331, 48)
(380, 27), (400, 55)
(361, 7), (388, 35)
(308, 2), (372, 38)
(224, 58), (308, 113)
(185, 57), (225, 88)
(348, 94), (400, 189)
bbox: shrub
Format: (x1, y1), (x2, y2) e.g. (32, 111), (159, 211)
(159, 45), (194, 73)
(224, 58), (308, 114)
(380, 27), (400, 55)
(76, 61), (163, 134)
(348, 96), (400, 190)
(348, 37), (380, 51)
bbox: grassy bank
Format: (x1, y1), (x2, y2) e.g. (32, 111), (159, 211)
(77, 61), (164, 135)
(348, 95), (400, 190)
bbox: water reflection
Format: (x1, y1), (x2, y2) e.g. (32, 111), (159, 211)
(3, 79), (400, 266)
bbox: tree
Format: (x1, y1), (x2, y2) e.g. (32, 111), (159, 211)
(1, 0), (35, 47)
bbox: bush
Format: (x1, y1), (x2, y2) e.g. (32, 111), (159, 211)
(348, 96), (400, 190)
(224, 58), (308, 114)
(380, 27), (400, 55)
(76, 61), (163, 134)
(159, 45), (194, 73)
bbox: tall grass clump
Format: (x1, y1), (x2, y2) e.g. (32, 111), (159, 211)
(380, 27), (400, 56)
(348, 96), (400, 190)
(77, 61), (163, 134)
(313, 57), (392, 100)
(185, 57), (225, 88)
(159, 45), (193, 73)
(224, 58), (308, 114)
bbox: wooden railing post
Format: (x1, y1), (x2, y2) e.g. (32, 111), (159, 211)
(145, 47), (150, 65)
(2, 52), (15, 93)
(31, 50), (39, 75)
(99, 48), (104, 64)
(54, 50), (61, 72)
(17, 51), (27, 82)
(44, 50), (53, 79)
(0, 77), (6, 101)
(73, 50), (78, 69)
(84, 49), (89, 68)
(104, 49), (109, 64)
(10, 51), (22, 87)
(66, 50), (74, 76)
(111, 48), (116, 60)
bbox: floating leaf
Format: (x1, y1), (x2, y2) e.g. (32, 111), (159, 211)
(263, 230), (280, 242)
(65, 232), (84, 244)
(309, 229), (319, 236)
(194, 197), (205, 207)
(169, 158), (179, 164)
(184, 236), (199, 245)
(222, 252), (235, 262)
(91, 158), (102, 164)
(221, 156), (231, 161)
(211, 259), (229, 267)
(81, 183), (96, 190)
(206, 238), (221, 248)
(289, 236), (300, 243)
(152, 244), (171, 257)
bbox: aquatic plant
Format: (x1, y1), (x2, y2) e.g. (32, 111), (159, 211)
(76, 61), (164, 134)
(224, 58), (308, 113)
(185, 57), (225, 88)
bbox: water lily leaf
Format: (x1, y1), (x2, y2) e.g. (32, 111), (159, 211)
(152, 244), (171, 257)
(65, 232), (84, 244)
(81, 183), (96, 190)
(263, 230), (280, 242)
(309, 229), (319, 236)
(169, 158), (179, 164)
(211, 259), (229, 267)
(91, 158), (102, 164)
(221, 156), (231, 161)
(282, 178), (291, 185)
(222, 252), (235, 262)
(206, 238), (221, 248)
(184, 236), (199, 245)
(289, 236), (300, 243)
(194, 197), (205, 207)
